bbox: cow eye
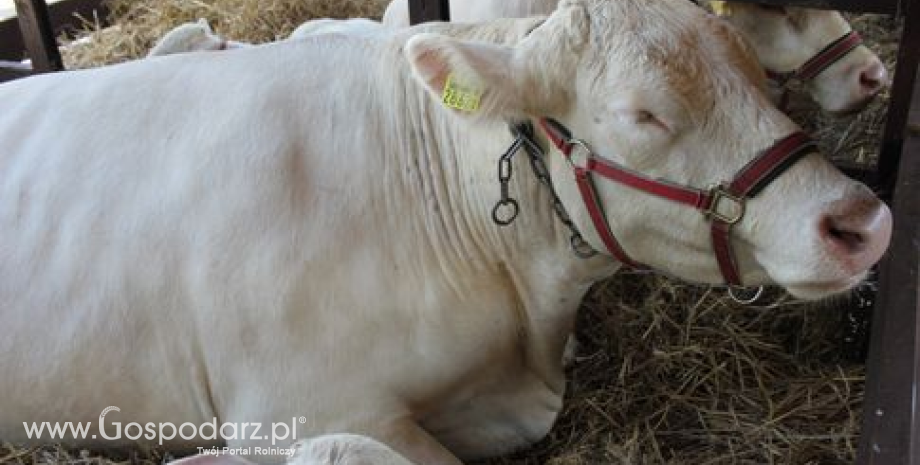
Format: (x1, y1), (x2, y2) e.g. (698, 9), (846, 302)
(635, 110), (655, 124)
(633, 110), (670, 132)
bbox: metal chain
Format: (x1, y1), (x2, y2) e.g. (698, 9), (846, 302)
(490, 124), (597, 258)
(491, 137), (522, 225)
(517, 126), (597, 258)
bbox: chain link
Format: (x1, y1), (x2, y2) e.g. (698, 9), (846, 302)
(492, 137), (522, 225)
(490, 124), (596, 258)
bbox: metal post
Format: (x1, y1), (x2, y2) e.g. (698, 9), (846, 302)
(857, 62), (920, 465)
(878, 0), (920, 196)
(407, 0), (450, 25)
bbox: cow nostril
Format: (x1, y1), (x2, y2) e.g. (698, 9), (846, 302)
(860, 74), (881, 93)
(858, 62), (888, 94)
(827, 224), (866, 254)
(819, 192), (892, 272)
(821, 213), (872, 256)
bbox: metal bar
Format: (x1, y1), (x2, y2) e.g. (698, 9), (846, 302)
(408, 0), (450, 24)
(0, 0), (106, 62)
(878, 0), (920, 196)
(857, 62), (920, 465)
(13, 0), (63, 72)
(0, 60), (32, 82)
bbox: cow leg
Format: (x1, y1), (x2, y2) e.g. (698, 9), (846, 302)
(373, 419), (463, 465)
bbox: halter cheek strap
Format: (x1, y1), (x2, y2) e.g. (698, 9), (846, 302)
(538, 118), (816, 286)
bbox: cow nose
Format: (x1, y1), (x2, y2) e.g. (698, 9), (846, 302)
(818, 191), (892, 272)
(857, 60), (888, 97)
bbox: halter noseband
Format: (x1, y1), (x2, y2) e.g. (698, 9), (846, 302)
(766, 31), (863, 108)
(536, 118), (817, 286)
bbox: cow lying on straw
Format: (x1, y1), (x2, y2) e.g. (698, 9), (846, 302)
(0, 0), (890, 463)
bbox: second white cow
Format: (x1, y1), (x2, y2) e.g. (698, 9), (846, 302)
(146, 18), (383, 57)
(382, 0), (888, 113)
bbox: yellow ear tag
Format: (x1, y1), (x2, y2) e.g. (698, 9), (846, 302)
(442, 73), (482, 112)
(709, 1), (733, 16)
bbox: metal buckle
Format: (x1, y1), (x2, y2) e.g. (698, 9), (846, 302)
(704, 185), (745, 224)
(570, 234), (598, 258)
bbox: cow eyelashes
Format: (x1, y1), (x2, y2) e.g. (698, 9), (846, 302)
(633, 110), (671, 132)
(754, 5), (804, 32)
(755, 5), (803, 31)
(609, 109), (672, 133)
(633, 110), (654, 123)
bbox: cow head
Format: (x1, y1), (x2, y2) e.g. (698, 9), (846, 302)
(711, 3), (888, 114)
(405, 0), (891, 299)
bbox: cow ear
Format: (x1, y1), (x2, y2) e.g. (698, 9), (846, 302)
(168, 454), (255, 465)
(405, 33), (527, 120)
(404, 2), (588, 121)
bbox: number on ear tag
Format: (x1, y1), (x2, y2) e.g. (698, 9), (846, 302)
(442, 74), (482, 112)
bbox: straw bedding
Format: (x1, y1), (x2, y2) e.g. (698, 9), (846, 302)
(0, 1), (902, 463)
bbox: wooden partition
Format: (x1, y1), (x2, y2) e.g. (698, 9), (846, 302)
(0, 0), (106, 80)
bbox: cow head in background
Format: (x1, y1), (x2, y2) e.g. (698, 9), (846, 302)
(711, 2), (888, 113)
(383, 0), (888, 114)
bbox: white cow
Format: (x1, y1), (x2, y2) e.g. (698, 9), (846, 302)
(146, 18), (383, 57)
(382, 0), (888, 113)
(0, 0), (891, 464)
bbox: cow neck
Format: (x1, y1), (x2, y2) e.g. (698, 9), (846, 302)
(496, 119), (817, 286)
(766, 31), (863, 110)
(493, 123), (598, 259)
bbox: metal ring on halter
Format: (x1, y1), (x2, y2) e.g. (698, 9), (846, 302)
(565, 139), (593, 170)
(570, 234), (597, 258)
(727, 286), (765, 305)
(492, 199), (519, 226)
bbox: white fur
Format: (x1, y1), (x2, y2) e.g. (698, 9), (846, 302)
(147, 19), (250, 57)
(289, 18), (384, 40)
(0, 1), (889, 464)
(148, 18), (383, 57)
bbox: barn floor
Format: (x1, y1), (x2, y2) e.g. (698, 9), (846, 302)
(0, 2), (905, 464)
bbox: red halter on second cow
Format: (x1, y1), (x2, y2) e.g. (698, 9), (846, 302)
(766, 30), (863, 85)
(537, 118), (817, 286)
(766, 30), (864, 108)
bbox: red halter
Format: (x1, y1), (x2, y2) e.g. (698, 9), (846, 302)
(766, 31), (863, 108)
(538, 118), (817, 286)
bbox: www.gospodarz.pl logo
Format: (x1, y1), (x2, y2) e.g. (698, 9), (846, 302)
(24, 406), (307, 446)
